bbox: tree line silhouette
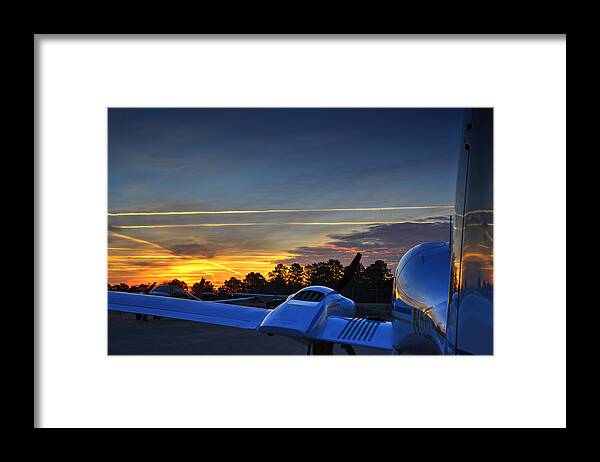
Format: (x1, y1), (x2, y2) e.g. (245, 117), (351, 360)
(108, 259), (394, 303)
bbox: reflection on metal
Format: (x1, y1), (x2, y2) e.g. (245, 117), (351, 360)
(390, 108), (493, 355)
(391, 241), (451, 353)
(447, 108), (494, 355)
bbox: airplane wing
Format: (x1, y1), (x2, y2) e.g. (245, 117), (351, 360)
(212, 296), (259, 304)
(309, 316), (394, 351)
(230, 292), (288, 299)
(108, 291), (270, 329)
(109, 290), (394, 352)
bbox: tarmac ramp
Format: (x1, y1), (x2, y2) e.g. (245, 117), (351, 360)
(108, 311), (388, 355)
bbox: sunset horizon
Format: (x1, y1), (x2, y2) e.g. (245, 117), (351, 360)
(108, 209), (453, 288)
(108, 108), (462, 288)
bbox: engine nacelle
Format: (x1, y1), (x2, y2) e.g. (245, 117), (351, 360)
(257, 286), (355, 338)
(391, 241), (451, 354)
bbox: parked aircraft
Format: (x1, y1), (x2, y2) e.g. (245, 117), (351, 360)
(108, 108), (493, 355)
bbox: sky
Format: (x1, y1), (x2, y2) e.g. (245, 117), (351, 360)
(108, 108), (464, 287)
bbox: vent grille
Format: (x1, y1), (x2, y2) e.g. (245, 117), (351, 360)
(337, 318), (380, 342)
(292, 290), (324, 302)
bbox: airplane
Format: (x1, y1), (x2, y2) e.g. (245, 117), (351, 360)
(131, 283), (288, 307)
(111, 281), (290, 322)
(108, 108), (493, 355)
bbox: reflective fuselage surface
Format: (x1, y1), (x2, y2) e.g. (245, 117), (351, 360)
(446, 108), (494, 355)
(392, 242), (450, 353)
(391, 108), (493, 355)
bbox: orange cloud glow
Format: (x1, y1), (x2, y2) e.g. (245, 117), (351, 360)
(108, 230), (295, 287)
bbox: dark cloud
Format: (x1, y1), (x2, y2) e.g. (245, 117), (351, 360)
(281, 222), (450, 269)
(416, 215), (451, 222)
(167, 243), (217, 259)
(330, 222), (450, 251)
(283, 245), (357, 263)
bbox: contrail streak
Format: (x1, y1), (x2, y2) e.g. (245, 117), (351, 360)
(112, 220), (444, 229)
(109, 231), (242, 276)
(109, 231), (164, 249)
(108, 205), (452, 217)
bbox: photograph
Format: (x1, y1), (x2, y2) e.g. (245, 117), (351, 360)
(107, 107), (493, 355)
(35, 34), (565, 429)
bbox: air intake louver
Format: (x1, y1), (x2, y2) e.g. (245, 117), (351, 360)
(292, 290), (324, 302)
(337, 318), (381, 342)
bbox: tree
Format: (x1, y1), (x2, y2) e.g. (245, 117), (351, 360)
(106, 257), (395, 303)
(268, 263), (289, 293)
(110, 283), (129, 292)
(363, 260), (393, 287)
(137, 282), (153, 293)
(202, 280), (215, 293)
(328, 259), (345, 283)
(304, 259), (344, 287)
(166, 279), (188, 291)
(216, 285), (230, 297)
(191, 279), (204, 297)
(221, 277), (243, 293)
(242, 272), (267, 293)
(354, 263), (366, 286)
(285, 263), (305, 291)
(191, 277), (215, 297)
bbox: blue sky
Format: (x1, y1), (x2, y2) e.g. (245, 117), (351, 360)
(108, 108), (464, 286)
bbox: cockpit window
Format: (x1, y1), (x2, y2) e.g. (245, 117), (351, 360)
(292, 290), (324, 302)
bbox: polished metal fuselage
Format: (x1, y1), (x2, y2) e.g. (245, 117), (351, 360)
(391, 108), (493, 355)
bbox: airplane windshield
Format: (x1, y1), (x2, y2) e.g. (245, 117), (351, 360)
(292, 290), (324, 302)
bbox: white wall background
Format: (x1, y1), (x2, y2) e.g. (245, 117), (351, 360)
(35, 35), (566, 428)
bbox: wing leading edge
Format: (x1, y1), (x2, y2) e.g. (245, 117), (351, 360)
(108, 291), (270, 329)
